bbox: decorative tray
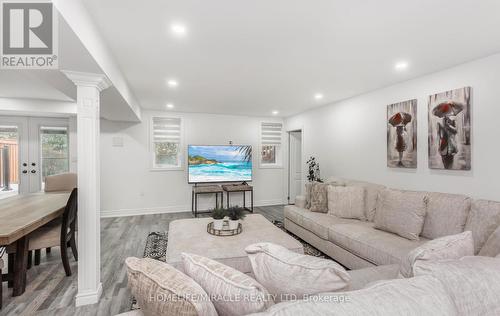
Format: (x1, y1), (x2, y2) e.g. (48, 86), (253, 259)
(207, 221), (242, 236)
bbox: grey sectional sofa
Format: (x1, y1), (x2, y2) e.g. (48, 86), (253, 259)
(284, 178), (500, 270)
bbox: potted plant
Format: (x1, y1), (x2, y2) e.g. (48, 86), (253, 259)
(227, 206), (246, 230)
(211, 207), (226, 230)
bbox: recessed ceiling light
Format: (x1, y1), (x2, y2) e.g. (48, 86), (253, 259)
(166, 103), (174, 109)
(167, 79), (178, 88)
(171, 23), (187, 37)
(314, 93), (324, 100)
(395, 61), (409, 71)
(272, 110), (279, 115)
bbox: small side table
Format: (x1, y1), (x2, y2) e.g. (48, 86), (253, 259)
(192, 185), (223, 217)
(222, 184), (254, 212)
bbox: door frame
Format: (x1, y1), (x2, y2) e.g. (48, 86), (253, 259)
(287, 129), (303, 205)
(0, 116), (29, 194)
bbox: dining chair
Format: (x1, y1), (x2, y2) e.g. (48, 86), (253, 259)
(43, 172), (77, 256)
(7, 188), (78, 277)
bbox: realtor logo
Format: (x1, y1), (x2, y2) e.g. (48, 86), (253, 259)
(1, 1), (58, 69)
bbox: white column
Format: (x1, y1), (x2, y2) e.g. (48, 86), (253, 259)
(63, 71), (111, 306)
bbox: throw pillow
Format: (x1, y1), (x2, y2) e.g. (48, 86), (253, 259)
(464, 199), (500, 254)
(414, 256), (500, 315)
(399, 231), (474, 278)
(245, 243), (350, 302)
(250, 276), (457, 316)
(478, 225), (500, 257)
(181, 252), (273, 316)
(374, 189), (428, 240)
(304, 182), (313, 209)
(346, 180), (385, 221)
(421, 192), (471, 239)
(327, 186), (366, 220)
(125, 257), (218, 316)
(309, 182), (328, 213)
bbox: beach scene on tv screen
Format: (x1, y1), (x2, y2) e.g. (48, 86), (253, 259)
(188, 145), (252, 183)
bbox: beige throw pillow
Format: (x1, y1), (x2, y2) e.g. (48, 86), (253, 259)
(245, 243), (350, 302)
(309, 182), (328, 213)
(421, 192), (471, 240)
(181, 252), (273, 316)
(125, 257), (218, 316)
(465, 199), (500, 254)
(478, 225), (500, 257)
(414, 256), (500, 316)
(400, 231), (474, 278)
(327, 186), (365, 220)
(374, 189), (428, 240)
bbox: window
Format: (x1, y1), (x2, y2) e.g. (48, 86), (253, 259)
(151, 117), (183, 169)
(40, 126), (69, 179)
(260, 122), (282, 167)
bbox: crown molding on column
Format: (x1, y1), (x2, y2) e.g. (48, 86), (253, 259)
(62, 70), (112, 92)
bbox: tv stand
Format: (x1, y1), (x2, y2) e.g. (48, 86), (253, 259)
(222, 184), (253, 212)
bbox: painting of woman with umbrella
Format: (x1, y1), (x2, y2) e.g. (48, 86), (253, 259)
(428, 87), (471, 170)
(387, 99), (417, 168)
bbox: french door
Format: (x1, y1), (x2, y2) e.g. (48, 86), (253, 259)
(0, 116), (70, 198)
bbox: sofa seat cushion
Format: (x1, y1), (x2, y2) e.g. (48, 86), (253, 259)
(284, 205), (359, 240)
(328, 222), (429, 266)
(347, 264), (400, 290)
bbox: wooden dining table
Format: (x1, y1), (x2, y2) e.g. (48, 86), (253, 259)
(0, 192), (70, 296)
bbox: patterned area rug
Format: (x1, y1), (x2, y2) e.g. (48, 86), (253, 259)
(131, 219), (331, 310)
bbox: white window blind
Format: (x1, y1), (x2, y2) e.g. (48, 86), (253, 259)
(153, 117), (181, 144)
(261, 122), (282, 145)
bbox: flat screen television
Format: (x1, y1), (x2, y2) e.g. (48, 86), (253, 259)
(188, 145), (252, 184)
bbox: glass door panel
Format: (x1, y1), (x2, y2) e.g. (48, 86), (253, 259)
(40, 126), (69, 190)
(0, 125), (19, 199)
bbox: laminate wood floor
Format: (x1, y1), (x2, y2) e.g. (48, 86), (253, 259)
(0, 205), (284, 316)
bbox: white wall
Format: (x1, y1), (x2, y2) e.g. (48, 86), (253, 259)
(286, 53), (500, 202)
(100, 111), (285, 217)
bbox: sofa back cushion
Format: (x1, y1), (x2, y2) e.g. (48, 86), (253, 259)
(327, 186), (366, 220)
(478, 225), (500, 257)
(414, 256), (500, 316)
(464, 199), (500, 254)
(252, 275), (457, 316)
(400, 231), (474, 278)
(345, 180), (385, 221)
(374, 189), (428, 240)
(125, 257), (218, 316)
(421, 192), (471, 240)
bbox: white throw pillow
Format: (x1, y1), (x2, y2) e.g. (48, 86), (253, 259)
(327, 186), (366, 220)
(125, 257), (218, 316)
(374, 189), (428, 240)
(181, 252), (273, 316)
(399, 231), (474, 278)
(250, 276), (457, 316)
(414, 256), (500, 315)
(245, 243), (350, 302)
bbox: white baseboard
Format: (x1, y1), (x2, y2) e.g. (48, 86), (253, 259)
(75, 282), (102, 306)
(100, 199), (285, 218)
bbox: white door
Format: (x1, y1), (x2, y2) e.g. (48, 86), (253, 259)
(288, 130), (302, 204)
(0, 116), (70, 198)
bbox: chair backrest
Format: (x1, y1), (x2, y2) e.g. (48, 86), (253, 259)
(45, 173), (77, 193)
(61, 188), (78, 242)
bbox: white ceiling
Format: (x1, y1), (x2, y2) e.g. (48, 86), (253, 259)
(83, 0), (500, 117)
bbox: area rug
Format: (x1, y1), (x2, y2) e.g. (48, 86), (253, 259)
(131, 220), (331, 310)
